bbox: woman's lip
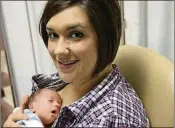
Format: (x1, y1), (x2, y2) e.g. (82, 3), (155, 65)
(58, 60), (79, 64)
(57, 60), (79, 70)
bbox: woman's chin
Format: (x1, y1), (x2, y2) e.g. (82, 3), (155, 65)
(59, 74), (74, 83)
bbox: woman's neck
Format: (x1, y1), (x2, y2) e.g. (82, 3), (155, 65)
(58, 64), (113, 107)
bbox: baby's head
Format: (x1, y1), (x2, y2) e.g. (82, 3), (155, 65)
(28, 88), (62, 127)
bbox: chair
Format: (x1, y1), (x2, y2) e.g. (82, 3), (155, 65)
(113, 45), (174, 127)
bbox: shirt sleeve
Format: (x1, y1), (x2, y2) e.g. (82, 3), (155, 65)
(31, 73), (68, 92)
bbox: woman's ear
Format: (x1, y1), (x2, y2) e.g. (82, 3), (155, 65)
(29, 102), (36, 113)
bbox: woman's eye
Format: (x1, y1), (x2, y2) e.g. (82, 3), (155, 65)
(48, 33), (58, 39)
(69, 32), (84, 39)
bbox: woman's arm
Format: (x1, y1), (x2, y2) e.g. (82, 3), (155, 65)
(3, 95), (29, 127)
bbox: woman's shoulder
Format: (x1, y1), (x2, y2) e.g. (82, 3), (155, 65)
(109, 75), (150, 127)
(31, 73), (68, 92)
(108, 65), (146, 111)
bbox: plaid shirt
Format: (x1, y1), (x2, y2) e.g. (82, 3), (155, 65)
(32, 64), (150, 127)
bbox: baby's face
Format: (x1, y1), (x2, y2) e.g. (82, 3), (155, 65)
(31, 89), (62, 126)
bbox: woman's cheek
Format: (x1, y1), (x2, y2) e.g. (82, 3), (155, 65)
(48, 43), (55, 56)
(48, 44), (53, 53)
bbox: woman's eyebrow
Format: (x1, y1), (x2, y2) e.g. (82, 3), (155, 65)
(46, 23), (87, 31)
(46, 27), (54, 31)
(66, 23), (87, 30)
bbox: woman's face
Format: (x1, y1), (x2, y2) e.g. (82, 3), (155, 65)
(46, 5), (98, 84)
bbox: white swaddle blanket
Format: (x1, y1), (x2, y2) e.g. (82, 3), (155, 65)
(13, 107), (43, 127)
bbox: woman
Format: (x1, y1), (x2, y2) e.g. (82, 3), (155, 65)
(4, 0), (150, 127)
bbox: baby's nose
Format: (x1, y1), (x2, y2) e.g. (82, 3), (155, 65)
(54, 102), (61, 108)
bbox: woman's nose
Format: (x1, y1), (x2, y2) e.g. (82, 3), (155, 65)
(54, 40), (70, 55)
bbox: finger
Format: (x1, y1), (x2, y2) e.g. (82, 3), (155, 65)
(19, 95), (29, 112)
(10, 122), (20, 127)
(3, 120), (20, 127)
(8, 112), (28, 122)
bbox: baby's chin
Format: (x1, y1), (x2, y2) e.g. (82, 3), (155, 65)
(42, 114), (57, 127)
(43, 122), (53, 128)
(43, 119), (56, 127)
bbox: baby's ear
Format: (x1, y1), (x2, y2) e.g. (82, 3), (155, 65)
(29, 102), (36, 113)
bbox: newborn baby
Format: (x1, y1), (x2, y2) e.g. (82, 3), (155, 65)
(15, 88), (62, 127)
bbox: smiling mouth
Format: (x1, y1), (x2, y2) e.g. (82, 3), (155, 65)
(58, 60), (79, 65)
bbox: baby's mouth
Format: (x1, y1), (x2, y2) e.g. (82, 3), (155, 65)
(51, 110), (57, 115)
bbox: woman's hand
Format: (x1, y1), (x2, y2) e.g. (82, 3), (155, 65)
(3, 95), (29, 127)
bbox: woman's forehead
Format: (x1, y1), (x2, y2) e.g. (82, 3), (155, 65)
(46, 5), (91, 31)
